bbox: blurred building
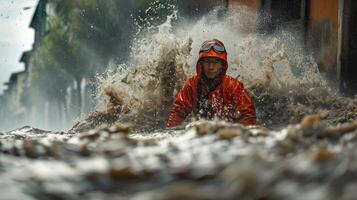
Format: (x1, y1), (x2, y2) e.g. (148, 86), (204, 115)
(30, 0), (50, 46)
(1, 71), (27, 129)
(180, 0), (228, 18)
(0, 0), (52, 131)
(228, 0), (357, 95)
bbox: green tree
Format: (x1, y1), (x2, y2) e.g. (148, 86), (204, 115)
(29, 42), (72, 121)
(28, 0), (182, 117)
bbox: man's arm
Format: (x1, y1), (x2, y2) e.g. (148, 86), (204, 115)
(233, 82), (256, 126)
(166, 79), (195, 128)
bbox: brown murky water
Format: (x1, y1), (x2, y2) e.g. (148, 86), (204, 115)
(1, 7), (357, 200)
(1, 119), (357, 200)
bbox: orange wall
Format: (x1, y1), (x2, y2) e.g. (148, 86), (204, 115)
(309, 0), (339, 25)
(308, 0), (339, 73)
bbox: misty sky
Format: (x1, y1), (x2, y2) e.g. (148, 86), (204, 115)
(0, 0), (38, 94)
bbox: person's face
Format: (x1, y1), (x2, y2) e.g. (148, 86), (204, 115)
(201, 58), (224, 79)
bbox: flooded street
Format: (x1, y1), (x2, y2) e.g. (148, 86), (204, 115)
(1, 3), (357, 200)
(1, 118), (357, 199)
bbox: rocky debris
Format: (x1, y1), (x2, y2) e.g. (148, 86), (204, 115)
(251, 85), (357, 127)
(1, 118), (357, 199)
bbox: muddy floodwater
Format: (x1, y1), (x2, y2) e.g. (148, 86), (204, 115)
(2, 7), (357, 200)
(1, 117), (357, 200)
(1, 80), (357, 200)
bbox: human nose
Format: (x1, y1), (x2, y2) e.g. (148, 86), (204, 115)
(208, 63), (216, 69)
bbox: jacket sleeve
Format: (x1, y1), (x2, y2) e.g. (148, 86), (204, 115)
(233, 83), (256, 126)
(166, 79), (195, 128)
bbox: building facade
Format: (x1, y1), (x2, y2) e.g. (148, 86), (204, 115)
(0, 0), (52, 131)
(228, 0), (357, 95)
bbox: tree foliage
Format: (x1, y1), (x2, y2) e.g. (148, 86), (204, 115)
(28, 0), (181, 109)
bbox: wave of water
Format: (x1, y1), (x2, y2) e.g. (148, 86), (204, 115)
(71, 6), (356, 133)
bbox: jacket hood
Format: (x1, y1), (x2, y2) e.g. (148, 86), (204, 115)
(196, 39), (228, 81)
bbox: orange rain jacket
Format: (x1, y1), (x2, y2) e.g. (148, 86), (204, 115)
(166, 40), (256, 128)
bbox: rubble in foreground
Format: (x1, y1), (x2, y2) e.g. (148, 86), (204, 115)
(1, 117), (357, 200)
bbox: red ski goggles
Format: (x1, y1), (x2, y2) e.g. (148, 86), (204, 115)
(199, 41), (226, 53)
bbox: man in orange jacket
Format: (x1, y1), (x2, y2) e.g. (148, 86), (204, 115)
(167, 39), (256, 128)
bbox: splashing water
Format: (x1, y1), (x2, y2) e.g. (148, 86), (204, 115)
(2, 6), (357, 200)
(71, 6), (357, 133)
(72, 11), (192, 132)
